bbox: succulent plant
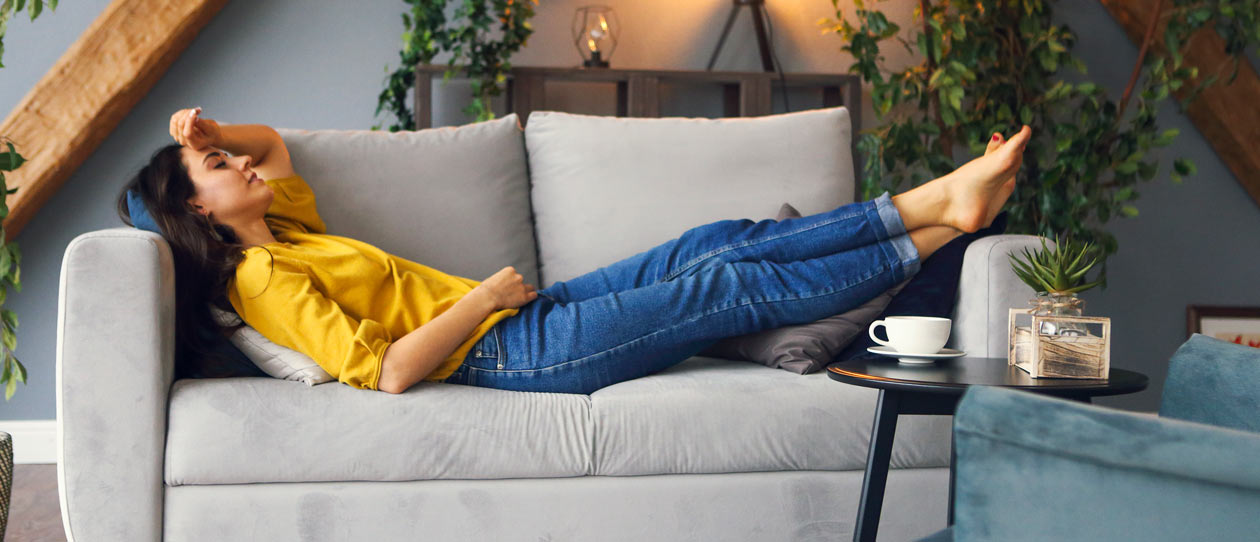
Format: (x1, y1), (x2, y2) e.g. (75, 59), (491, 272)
(1009, 234), (1104, 295)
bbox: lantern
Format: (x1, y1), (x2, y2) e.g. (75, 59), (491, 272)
(572, 6), (620, 68)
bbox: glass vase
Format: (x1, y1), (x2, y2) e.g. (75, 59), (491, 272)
(1028, 292), (1089, 336)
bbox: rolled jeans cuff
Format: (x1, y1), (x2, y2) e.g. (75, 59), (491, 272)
(888, 233), (921, 279)
(869, 190), (921, 279)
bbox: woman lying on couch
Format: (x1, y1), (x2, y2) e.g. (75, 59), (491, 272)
(117, 107), (1030, 395)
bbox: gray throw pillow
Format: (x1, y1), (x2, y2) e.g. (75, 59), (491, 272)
(698, 202), (911, 374)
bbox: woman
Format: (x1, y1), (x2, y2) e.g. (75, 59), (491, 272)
(118, 107), (1030, 395)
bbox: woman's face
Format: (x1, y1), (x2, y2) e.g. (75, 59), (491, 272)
(180, 146), (273, 226)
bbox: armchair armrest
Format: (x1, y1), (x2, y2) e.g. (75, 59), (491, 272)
(953, 386), (1260, 541)
(1160, 333), (1260, 433)
(950, 234), (1050, 356)
(57, 227), (173, 542)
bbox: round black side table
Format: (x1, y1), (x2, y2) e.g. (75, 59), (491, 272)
(826, 356), (1148, 542)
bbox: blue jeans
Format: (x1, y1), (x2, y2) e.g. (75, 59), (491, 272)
(440, 191), (921, 394)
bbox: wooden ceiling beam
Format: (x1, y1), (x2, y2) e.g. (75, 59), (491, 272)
(1100, 0), (1260, 210)
(0, 0), (230, 242)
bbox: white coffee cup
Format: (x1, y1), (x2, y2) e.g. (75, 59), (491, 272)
(868, 316), (952, 353)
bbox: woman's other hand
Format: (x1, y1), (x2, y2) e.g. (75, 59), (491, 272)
(475, 266), (538, 310)
(169, 107), (221, 150)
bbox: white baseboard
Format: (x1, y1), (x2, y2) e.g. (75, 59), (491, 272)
(0, 419), (58, 464)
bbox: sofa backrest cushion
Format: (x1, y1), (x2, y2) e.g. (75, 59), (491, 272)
(274, 113), (540, 287)
(523, 107), (855, 288)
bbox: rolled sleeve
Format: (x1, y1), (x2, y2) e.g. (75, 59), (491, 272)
(343, 318), (392, 390)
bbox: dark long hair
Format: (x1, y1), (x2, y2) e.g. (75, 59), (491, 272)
(115, 143), (275, 380)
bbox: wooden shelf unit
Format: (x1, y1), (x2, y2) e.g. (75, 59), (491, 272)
(412, 64), (864, 182)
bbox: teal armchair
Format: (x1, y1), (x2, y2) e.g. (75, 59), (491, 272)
(919, 333), (1260, 541)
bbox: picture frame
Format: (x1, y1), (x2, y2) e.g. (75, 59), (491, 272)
(1186, 305), (1260, 348)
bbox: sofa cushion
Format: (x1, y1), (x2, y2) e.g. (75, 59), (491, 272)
(163, 469), (951, 542)
(209, 305), (334, 386)
(164, 376), (593, 485)
(699, 202), (911, 374)
(524, 107), (855, 288)
(124, 186), (162, 235)
(274, 114), (541, 288)
(589, 356), (952, 476)
(165, 355), (949, 485)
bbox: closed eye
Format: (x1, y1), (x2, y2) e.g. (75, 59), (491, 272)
(214, 161), (226, 169)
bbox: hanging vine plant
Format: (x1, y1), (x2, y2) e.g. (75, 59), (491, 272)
(820, 0), (1259, 289)
(0, 0), (58, 400)
(374, 0), (537, 132)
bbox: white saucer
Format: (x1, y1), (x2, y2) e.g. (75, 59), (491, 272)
(867, 346), (966, 364)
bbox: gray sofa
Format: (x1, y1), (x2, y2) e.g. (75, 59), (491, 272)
(57, 107), (1048, 541)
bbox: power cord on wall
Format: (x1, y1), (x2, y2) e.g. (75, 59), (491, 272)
(760, 2), (791, 113)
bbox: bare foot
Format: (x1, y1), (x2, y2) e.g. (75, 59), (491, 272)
(979, 131), (1019, 229)
(938, 125), (1031, 233)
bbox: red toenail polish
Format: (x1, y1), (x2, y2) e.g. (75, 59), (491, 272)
(992, 134), (999, 141)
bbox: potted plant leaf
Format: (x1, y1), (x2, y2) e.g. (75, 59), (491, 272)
(0, 0), (58, 536)
(1009, 234), (1103, 336)
(820, 0), (1260, 291)
(373, 0), (538, 131)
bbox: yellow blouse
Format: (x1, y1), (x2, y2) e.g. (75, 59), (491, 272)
(226, 173), (519, 390)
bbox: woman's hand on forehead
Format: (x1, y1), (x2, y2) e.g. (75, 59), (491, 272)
(169, 107), (220, 151)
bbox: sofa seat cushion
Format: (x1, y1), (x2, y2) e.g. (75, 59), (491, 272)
(591, 356), (952, 476)
(165, 357), (950, 486)
(163, 376), (594, 486)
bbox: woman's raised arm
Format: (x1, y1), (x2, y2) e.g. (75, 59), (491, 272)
(169, 107), (296, 180)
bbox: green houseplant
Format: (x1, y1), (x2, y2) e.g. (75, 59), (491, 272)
(373, 0), (538, 132)
(1010, 234), (1103, 296)
(820, 0), (1260, 289)
(0, 0), (56, 536)
(0, 0), (58, 404)
(1009, 234), (1103, 337)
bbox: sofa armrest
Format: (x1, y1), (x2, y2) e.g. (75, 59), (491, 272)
(57, 227), (174, 542)
(953, 386), (1260, 541)
(950, 234), (1048, 356)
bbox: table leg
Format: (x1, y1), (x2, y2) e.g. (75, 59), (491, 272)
(854, 389), (900, 542)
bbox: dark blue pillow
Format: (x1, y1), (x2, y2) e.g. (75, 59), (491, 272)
(834, 210), (1009, 362)
(125, 188), (265, 378)
(125, 188), (163, 235)
(185, 325), (269, 379)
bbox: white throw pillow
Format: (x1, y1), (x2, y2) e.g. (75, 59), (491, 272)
(209, 305), (335, 386)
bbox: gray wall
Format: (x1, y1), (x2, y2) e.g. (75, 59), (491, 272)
(1, 0), (1256, 419)
(1055, 2), (1260, 411)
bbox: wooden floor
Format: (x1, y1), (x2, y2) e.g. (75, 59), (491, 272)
(6, 464), (66, 541)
